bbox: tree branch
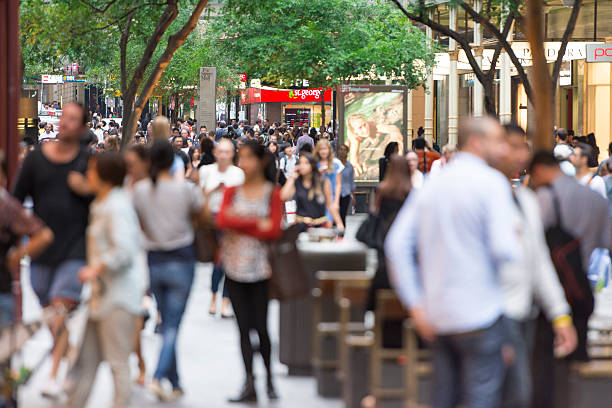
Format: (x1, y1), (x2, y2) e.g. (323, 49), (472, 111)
(460, 2), (533, 104)
(120, 10), (135, 96)
(134, 0), (209, 110)
(122, 0), (210, 147)
(75, 3), (167, 35)
(390, 0), (489, 92)
(78, 0), (119, 14)
(486, 12), (514, 80)
(125, 0), (179, 96)
(551, 0), (582, 85)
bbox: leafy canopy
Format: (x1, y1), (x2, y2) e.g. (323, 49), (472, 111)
(214, 0), (436, 90)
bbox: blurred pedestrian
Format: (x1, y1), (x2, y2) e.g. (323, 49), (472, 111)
(379, 142), (399, 182)
(413, 137), (440, 173)
(366, 155), (411, 344)
(529, 151), (612, 408)
(429, 143), (457, 178)
(406, 151), (423, 189)
(337, 144), (355, 226)
(496, 125), (576, 408)
(13, 102), (90, 398)
(0, 151), (53, 327)
(66, 152), (145, 408)
(570, 143), (607, 198)
(314, 140), (343, 223)
(217, 141), (283, 403)
(386, 117), (522, 408)
(280, 153), (344, 230)
(200, 139), (244, 318)
(132, 141), (205, 401)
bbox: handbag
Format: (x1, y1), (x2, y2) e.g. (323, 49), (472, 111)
(194, 221), (218, 263)
(268, 224), (309, 300)
(356, 212), (385, 250)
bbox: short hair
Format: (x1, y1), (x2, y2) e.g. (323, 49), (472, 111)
(441, 143), (457, 155)
(200, 125), (207, 131)
(457, 117), (498, 149)
(300, 143), (313, 154)
(172, 135), (184, 144)
(91, 151), (126, 186)
(608, 142), (612, 154)
(556, 128), (568, 141)
(575, 142), (593, 159)
(413, 138), (426, 150)
(528, 150), (559, 173)
(128, 144), (150, 162)
(504, 123), (526, 137)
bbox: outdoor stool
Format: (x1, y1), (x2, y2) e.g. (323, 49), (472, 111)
(312, 271), (370, 397)
(343, 334), (373, 408)
(370, 290), (431, 408)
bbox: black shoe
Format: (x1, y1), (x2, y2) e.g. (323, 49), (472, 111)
(267, 379), (279, 400)
(228, 376), (257, 403)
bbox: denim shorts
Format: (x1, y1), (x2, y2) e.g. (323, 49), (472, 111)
(30, 259), (85, 306)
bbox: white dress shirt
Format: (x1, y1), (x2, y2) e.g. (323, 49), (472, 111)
(385, 152), (522, 335)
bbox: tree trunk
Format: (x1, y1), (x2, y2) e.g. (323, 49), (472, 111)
(526, 0), (553, 150)
(121, 0), (210, 147)
(483, 80), (497, 116)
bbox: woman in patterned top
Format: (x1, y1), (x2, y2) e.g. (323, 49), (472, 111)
(217, 141), (283, 403)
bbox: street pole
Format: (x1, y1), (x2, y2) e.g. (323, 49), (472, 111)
(526, 0), (553, 150)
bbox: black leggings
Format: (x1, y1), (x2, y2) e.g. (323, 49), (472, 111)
(226, 278), (272, 378)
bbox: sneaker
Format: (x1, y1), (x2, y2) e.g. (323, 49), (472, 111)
(41, 378), (62, 399)
(167, 387), (185, 401)
(147, 379), (170, 401)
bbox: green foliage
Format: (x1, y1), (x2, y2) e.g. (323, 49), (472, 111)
(213, 0), (436, 90)
(20, 0), (222, 98)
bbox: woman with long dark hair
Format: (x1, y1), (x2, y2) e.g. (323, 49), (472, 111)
(379, 141), (399, 182)
(216, 140), (283, 403)
(280, 153), (344, 230)
(367, 155), (412, 312)
(132, 141), (204, 401)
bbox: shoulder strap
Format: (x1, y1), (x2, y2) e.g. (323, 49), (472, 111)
(547, 186), (563, 228)
(587, 174), (595, 186)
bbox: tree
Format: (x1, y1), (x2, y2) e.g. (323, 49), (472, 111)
(20, 0), (211, 147)
(391, 0), (583, 130)
(214, 0), (436, 131)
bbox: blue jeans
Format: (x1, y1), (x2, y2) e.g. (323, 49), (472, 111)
(0, 293), (14, 329)
(148, 260), (195, 388)
(502, 319), (535, 408)
(431, 317), (507, 408)
(211, 264), (228, 298)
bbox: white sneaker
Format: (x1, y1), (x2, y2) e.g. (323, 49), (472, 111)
(147, 380), (170, 401)
(41, 378), (63, 399)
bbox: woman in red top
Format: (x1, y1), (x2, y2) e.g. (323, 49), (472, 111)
(216, 140), (283, 403)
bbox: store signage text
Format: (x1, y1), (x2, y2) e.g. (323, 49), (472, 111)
(586, 44), (612, 63)
(288, 89), (324, 100)
(241, 88), (332, 104)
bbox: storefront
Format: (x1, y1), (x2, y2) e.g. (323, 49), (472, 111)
(511, 41), (612, 162)
(240, 87), (332, 128)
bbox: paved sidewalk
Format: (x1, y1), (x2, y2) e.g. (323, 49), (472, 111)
(18, 215), (368, 407)
(18, 262), (345, 408)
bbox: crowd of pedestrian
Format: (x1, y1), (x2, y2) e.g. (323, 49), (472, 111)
(1, 103), (612, 408)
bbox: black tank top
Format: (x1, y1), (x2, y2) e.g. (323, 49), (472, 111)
(294, 178), (326, 219)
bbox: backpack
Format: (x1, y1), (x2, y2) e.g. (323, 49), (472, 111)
(278, 156), (298, 186)
(545, 188), (594, 360)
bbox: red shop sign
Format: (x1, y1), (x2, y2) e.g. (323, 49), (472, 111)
(241, 88), (332, 104)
